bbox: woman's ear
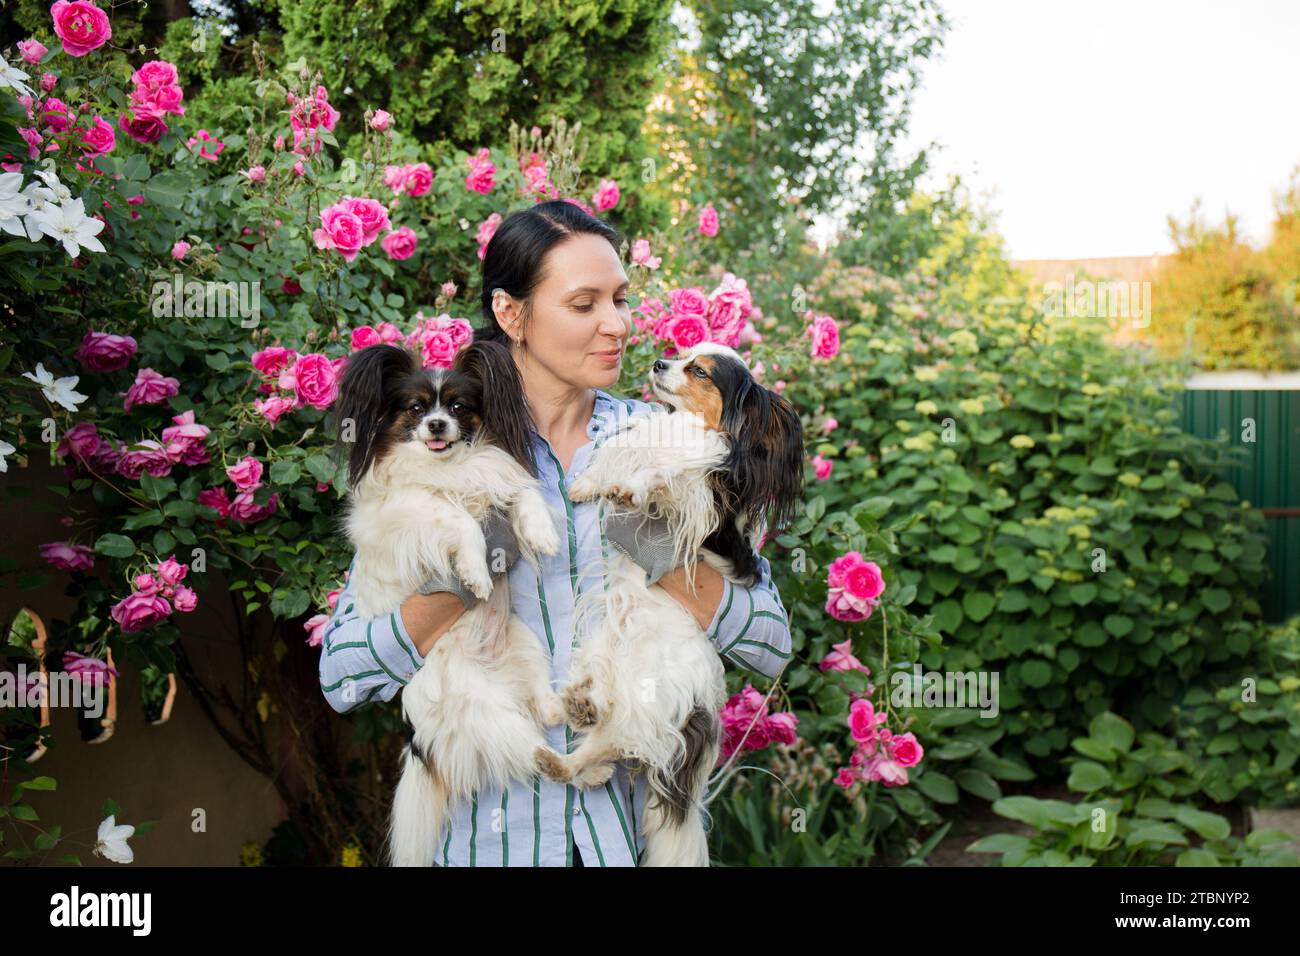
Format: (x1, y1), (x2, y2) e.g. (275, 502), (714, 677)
(333, 344), (421, 488)
(454, 340), (538, 477)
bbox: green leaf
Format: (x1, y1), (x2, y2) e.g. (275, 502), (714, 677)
(17, 776), (56, 791)
(143, 171), (190, 207)
(270, 460), (301, 485)
(1201, 589), (1232, 613)
(961, 591), (996, 623)
(1174, 807), (1230, 842)
(1102, 614), (1133, 637)
(955, 769), (1001, 802)
(94, 533), (136, 558)
(1089, 712), (1134, 754)
(933, 599), (962, 634)
(1125, 823), (1188, 848)
(1067, 760), (1113, 793)
(1068, 582), (1098, 605)
(912, 770), (959, 804)
(1175, 848), (1221, 866)
(1021, 660), (1052, 687)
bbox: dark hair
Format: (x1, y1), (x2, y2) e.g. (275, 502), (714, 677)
(474, 200), (625, 347)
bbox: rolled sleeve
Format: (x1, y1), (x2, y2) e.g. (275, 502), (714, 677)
(318, 557), (426, 714)
(707, 552), (793, 681)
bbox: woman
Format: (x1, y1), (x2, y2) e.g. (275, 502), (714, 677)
(318, 200), (793, 866)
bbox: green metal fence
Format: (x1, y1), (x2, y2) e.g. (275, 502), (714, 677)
(1180, 376), (1300, 623)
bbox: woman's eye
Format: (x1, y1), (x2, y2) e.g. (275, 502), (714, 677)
(574, 303), (594, 313)
(616, 297), (629, 306)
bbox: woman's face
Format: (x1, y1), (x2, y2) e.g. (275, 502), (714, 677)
(515, 233), (632, 390)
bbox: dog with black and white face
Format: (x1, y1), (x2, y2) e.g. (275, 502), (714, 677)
(538, 342), (804, 867)
(332, 340), (566, 867)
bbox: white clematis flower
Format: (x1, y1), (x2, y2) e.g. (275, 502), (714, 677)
(93, 815), (136, 864)
(29, 196), (106, 258)
(0, 438), (15, 473)
(0, 56), (34, 99)
(21, 362), (88, 411)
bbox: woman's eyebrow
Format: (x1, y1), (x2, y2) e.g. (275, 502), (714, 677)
(565, 280), (630, 297)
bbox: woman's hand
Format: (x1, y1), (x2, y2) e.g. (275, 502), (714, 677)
(603, 509), (724, 628)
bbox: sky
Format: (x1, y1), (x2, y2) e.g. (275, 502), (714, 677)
(862, 0), (1300, 260)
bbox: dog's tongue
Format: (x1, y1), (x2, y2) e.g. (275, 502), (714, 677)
(426, 439), (448, 451)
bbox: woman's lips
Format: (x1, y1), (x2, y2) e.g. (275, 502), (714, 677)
(595, 349), (622, 363)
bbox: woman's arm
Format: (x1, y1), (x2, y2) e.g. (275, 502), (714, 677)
(317, 557), (467, 714)
(659, 552), (794, 681)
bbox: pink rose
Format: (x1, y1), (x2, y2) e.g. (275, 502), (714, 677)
(593, 178), (620, 211)
(630, 238), (660, 269)
(822, 417), (838, 433)
(370, 109), (391, 131)
(40, 73), (58, 93)
(351, 327), (382, 350)
(38, 541), (94, 572)
(37, 98), (70, 132)
(226, 455), (263, 491)
(340, 196), (390, 245)
(254, 394), (295, 425)
(890, 732), (923, 768)
(51, 0), (112, 57)
(304, 613), (329, 648)
(665, 313), (709, 351)
(78, 115), (115, 158)
(228, 488), (279, 524)
(172, 585), (198, 612)
(420, 329), (460, 369)
(117, 109), (167, 144)
(808, 314), (840, 359)
(197, 487), (232, 519)
(116, 439), (174, 479)
(474, 213), (502, 259)
(291, 352), (339, 409)
(74, 328), (137, 372)
(133, 572), (159, 594)
(864, 754), (910, 787)
(698, 204), (719, 237)
(848, 698), (886, 744)
(56, 421), (101, 461)
(251, 346), (298, 377)
(669, 286), (710, 322)
(405, 162), (433, 197)
(187, 128), (224, 161)
(313, 203), (365, 262)
(819, 638), (870, 675)
(380, 226), (418, 260)
(123, 367), (180, 412)
(18, 39), (48, 65)
(811, 454), (833, 481)
(62, 651), (118, 685)
(242, 165), (266, 182)
(170, 239), (190, 260)
(110, 591), (172, 633)
(440, 281), (457, 297)
(383, 164), (407, 193)
(155, 555), (187, 585)
(464, 148), (495, 194)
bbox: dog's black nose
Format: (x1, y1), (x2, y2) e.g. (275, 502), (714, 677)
(429, 419), (446, 434)
(653, 360), (668, 374)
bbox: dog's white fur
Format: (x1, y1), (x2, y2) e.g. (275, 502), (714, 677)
(344, 436), (565, 867)
(538, 406), (733, 866)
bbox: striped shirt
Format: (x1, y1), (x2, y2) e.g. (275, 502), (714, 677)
(317, 388), (794, 866)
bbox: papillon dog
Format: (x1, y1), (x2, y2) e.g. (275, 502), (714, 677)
(534, 342), (805, 866)
(333, 340), (566, 867)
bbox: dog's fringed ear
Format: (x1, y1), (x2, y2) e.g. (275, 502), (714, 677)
(724, 382), (805, 536)
(454, 340), (538, 478)
(333, 343), (421, 488)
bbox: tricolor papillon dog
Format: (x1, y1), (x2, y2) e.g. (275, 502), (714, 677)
(535, 342), (804, 866)
(333, 340), (566, 867)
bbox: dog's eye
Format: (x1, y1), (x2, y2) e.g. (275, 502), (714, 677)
(691, 366), (707, 378)
(408, 402), (424, 414)
(450, 401), (466, 414)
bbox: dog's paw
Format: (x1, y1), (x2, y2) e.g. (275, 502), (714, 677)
(574, 761), (616, 790)
(567, 473), (602, 502)
(519, 509), (562, 557)
(534, 747), (571, 783)
(562, 676), (599, 729)
(535, 691), (567, 728)
(603, 484), (639, 509)
(458, 563), (494, 602)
